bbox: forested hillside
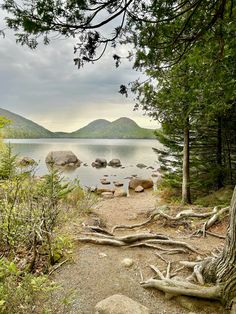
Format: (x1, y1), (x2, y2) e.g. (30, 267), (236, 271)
(0, 108), (55, 138)
(69, 117), (155, 138)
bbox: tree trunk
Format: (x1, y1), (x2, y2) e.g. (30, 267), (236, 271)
(182, 122), (191, 204)
(216, 116), (224, 189)
(202, 186), (236, 309)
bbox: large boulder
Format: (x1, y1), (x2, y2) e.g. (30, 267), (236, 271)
(108, 159), (121, 167)
(92, 158), (107, 168)
(45, 151), (80, 166)
(129, 178), (153, 190)
(95, 294), (150, 314)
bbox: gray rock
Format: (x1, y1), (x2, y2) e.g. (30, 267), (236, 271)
(108, 158), (121, 167)
(136, 163), (147, 169)
(96, 158), (107, 166)
(92, 158), (107, 168)
(89, 186), (97, 192)
(45, 151), (80, 166)
(151, 173), (159, 177)
(95, 294), (150, 314)
(114, 181), (124, 187)
(135, 185), (144, 193)
(18, 156), (37, 167)
(129, 178), (153, 190)
(100, 178), (111, 185)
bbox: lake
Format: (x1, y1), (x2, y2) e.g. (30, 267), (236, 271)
(5, 138), (161, 190)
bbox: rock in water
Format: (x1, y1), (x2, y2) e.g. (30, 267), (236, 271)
(136, 163), (147, 169)
(92, 158), (107, 168)
(95, 294), (150, 314)
(18, 156), (37, 166)
(45, 151), (80, 166)
(108, 159), (121, 167)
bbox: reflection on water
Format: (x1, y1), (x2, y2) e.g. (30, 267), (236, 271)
(6, 138), (161, 188)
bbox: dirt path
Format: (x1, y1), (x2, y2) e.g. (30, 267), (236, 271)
(53, 190), (226, 314)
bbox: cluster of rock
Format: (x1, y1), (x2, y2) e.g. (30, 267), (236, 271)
(94, 177), (154, 198)
(92, 158), (122, 168)
(94, 187), (127, 198)
(20, 151), (157, 197)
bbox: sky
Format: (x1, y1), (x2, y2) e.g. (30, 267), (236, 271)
(0, 8), (158, 133)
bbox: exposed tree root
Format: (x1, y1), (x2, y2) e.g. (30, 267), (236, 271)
(111, 206), (228, 236)
(158, 209), (213, 221)
(85, 225), (114, 236)
(201, 206), (229, 236)
(192, 206), (229, 237)
(144, 239), (199, 254)
(77, 231), (197, 253)
(205, 230), (226, 239)
(111, 206), (170, 233)
(111, 216), (154, 233)
(141, 278), (221, 300)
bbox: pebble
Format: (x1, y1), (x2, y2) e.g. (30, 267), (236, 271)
(121, 258), (134, 267)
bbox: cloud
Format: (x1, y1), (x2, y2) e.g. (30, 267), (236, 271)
(0, 10), (157, 132)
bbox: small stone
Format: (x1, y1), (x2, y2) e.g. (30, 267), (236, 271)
(99, 253), (107, 258)
(101, 192), (114, 199)
(136, 163), (147, 169)
(135, 185), (144, 193)
(90, 186), (97, 192)
(151, 173), (159, 177)
(114, 188), (127, 197)
(121, 258), (134, 267)
(114, 181), (124, 187)
(100, 178), (111, 185)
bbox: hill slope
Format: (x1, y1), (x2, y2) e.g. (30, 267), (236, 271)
(0, 108), (155, 139)
(0, 108), (55, 138)
(70, 117), (155, 139)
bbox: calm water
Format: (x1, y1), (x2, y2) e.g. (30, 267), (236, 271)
(5, 138), (160, 189)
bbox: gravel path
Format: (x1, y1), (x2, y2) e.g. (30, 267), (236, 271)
(53, 190), (226, 314)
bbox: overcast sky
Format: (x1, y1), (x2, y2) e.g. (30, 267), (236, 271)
(0, 9), (158, 132)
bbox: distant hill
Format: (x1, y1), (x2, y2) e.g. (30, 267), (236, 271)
(0, 108), (55, 138)
(69, 117), (155, 139)
(0, 108), (156, 139)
